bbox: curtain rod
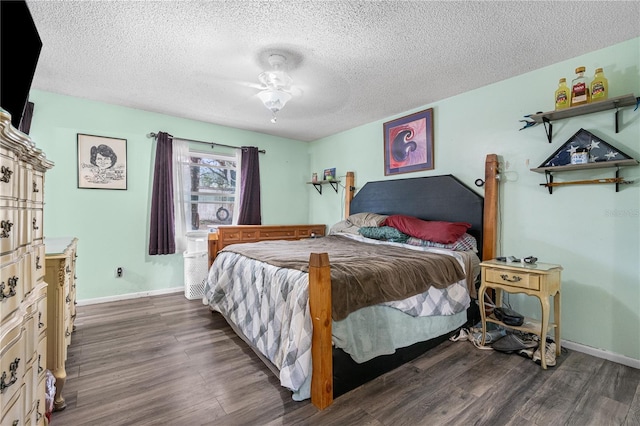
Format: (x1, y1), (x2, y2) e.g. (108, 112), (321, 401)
(147, 132), (266, 154)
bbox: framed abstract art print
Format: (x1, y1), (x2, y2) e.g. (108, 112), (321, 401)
(383, 108), (434, 176)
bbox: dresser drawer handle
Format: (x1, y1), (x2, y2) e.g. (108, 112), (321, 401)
(36, 255), (42, 270)
(38, 312), (45, 328)
(37, 400), (43, 421)
(0, 165), (12, 183)
(500, 274), (522, 283)
(33, 217), (39, 230)
(0, 220), (13, 238)
(38, 354), (43, 373)
(0, 357), (20, 393)
(0, 276), (18, 301)
(33, 181), (40, 193)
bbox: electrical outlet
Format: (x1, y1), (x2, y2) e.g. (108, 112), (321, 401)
(116, 267), (123, 278)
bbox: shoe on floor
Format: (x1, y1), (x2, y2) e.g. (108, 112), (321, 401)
(518, 347), (536, 359)
(532, 341), (557, 367)
(492, 333), (538, 353)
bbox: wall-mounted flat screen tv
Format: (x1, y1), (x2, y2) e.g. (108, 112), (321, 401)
(0, 1), (43, 130)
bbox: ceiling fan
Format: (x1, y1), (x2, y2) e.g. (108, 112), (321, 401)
(254, 54), (296, 123)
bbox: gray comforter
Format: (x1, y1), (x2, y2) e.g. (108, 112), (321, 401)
(221, 235), (465, 321)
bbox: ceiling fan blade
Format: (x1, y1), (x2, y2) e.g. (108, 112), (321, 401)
(237, 81), (267, 90)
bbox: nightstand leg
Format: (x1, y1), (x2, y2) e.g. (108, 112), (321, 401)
(554, 291), (561, 355)
(539, 296), (551, 369)
(478, 285), (487, 345)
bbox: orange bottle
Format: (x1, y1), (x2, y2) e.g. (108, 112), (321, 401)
(571, 66), (590, 106)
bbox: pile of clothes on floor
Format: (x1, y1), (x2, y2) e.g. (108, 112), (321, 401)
(449, 321), (557, 367)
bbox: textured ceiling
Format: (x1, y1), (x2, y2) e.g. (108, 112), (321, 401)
(27, 1), (640, 142)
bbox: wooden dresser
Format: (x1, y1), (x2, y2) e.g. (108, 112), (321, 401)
(1, 109), (53, 425)
(207, 224), (327, 268)
(44, 237), (78, 412)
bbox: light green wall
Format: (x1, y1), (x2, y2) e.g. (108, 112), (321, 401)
(28, 91), (310, 301)
(309, 37), (640, 361)
(28, 37), (639, 361)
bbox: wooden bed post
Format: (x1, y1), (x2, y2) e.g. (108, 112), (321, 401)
(344, 171), (355, 219)
(308, 252), (333, 409)
(482, 154), (500, 261)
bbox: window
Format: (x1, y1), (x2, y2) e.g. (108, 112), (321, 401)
(180, 150), (238, 230)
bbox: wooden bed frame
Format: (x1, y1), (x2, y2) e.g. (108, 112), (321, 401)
(207, 154), (500, 409)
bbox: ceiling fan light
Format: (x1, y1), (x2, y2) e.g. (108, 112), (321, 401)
(258, 70), (293, 90)
(257, 89), (292, 113)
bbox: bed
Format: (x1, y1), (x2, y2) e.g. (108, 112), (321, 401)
(203, 154), (499, 409)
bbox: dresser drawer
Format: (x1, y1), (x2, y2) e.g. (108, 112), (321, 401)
(32, 374), (47, 425)
(37, 334), (47, 380)
(1, 260), (24, 323)
(1, 384), (24, 426)
(257, 229), (296, 239)
(31, 208), (44, 242)
(24, 313), (36, 364)
(0, 149), (17, 200)
(33, 243), (46, 282)
(0, 206), (17, 254)
(17, 162), (33, 202)
(0, 325), (26, 410)
(485, 268), (540, 291)
(18, 207), (30, 247)
(32, 172), (44, 204)
(37, 291), (47, 337)
(297, 227), (324, 238)
(23, 363), (35, 419)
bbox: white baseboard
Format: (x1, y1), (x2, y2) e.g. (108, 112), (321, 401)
(76, 287), (184, 306)
(562, 339), (640, 370)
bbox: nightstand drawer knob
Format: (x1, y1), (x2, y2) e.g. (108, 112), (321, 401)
(500, 274), (522, 283)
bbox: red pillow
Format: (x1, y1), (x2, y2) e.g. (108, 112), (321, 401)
(382, 215), (471, 244)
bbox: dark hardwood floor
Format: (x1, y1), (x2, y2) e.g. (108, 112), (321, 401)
(50, 293), (640, 426)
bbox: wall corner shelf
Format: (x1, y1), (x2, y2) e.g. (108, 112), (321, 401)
(531, 159), (638, 194)
(308, 180), (340, 194)
(528, 93), (639, 143)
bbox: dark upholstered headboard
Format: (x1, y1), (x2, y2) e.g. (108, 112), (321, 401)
(349, 174), (484, 259)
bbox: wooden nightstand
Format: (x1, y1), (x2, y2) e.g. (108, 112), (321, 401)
(478, 259), (562, 369)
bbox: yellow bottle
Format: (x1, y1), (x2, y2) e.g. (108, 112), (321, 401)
(590, 68), (609, 102)
(571, 66), (590, 107)
(554, 78), (571, 110)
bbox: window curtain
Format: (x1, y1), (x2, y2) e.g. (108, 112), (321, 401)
(172, 139), (190, 253)
(232, 149), (242, 225)
(148, 132), (175, 255)
(237, 146), (261, 225)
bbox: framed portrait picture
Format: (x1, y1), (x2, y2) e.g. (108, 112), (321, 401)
(383, 108), (434, 176)
(77, 134), (127, 190)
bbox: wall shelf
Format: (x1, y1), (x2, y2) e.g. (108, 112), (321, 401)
(308, 180), (340, 194)
(531, 159), (638, 194)
(528, 94), (639, 143)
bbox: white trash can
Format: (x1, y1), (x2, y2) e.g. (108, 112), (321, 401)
(183, 250), (208, 300)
